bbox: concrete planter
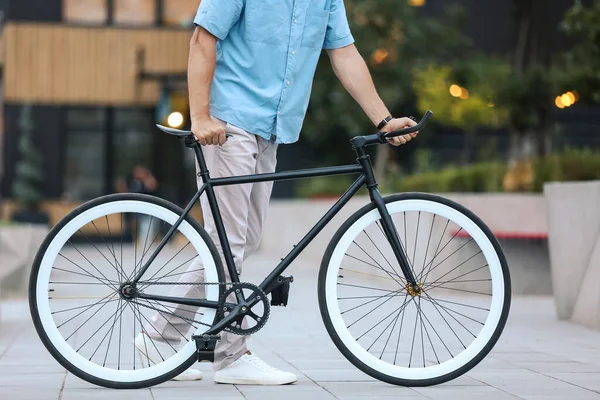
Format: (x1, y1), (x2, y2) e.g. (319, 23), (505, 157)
(0, 224), (49, 298)
(260, 193), (550, 295)
(544, 181), (600, 330)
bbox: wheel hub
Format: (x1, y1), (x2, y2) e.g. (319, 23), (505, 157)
(407, 283), (423, 297)
(120, 283), (136, 299)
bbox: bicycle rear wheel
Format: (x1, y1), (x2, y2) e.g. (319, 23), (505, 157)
(318, 193), (511, 386)
(29, 194), (224, 389)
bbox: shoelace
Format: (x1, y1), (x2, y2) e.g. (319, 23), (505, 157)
(244, 355), (279, 373)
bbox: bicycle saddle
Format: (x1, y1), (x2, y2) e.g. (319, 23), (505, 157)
(156, 124), (192, 137)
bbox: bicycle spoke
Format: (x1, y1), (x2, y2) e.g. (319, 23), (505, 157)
(104, 216), (124, 282)
(393, 296), (410, 365)
(130, 219), (169, 281)
(59, 249), (119, 292)
(422, 292), (468, 346)
(58, 292), (118, 331)
(139, 251), (196, 290)
(343, 254), (404, 284)
(52, 266), (117, 288)
(420, 294), (485, 328)
(341, 289), (403, 315)
(142, 298), (198, 334)
(338, 283), (401, 294)
(419, 301), (453, 358)
(90, 221), (126, 283)
(424, 250), (482, 288)
(125, 302), (168, 365)
(422, 214), (436, 272)
(355, 297), (413, 341)
(52, 298), (120, 315)
(412, 212), (421, 267)
(88, 300), (128, 361)
(76, 300), (127, 353)
(103, 298), (123, 367)
(425, 296), (490, 312)
(408, 296), (419, 367)
(351, 240), (404, 285)
(421, 237), (474, 284)
(128, 301), (177, 355)
(418, 298), (439, 365)
(62, 293), (119, 341)
(363, 229), (406, 285)
(428, 286), (491, 296)
(424, 264), (489, 289)
(77, 229), (126, 284)
(379, 292), (410, 359)
(376, 220), (415, 278)
(418, 219), (449, 281)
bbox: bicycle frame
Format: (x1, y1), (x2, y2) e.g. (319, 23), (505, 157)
(130, 139), (418, 333)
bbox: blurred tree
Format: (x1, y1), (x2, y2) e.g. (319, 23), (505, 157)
(12, 105), (45, 212)
(561, 0), (600, 103)
(303, 0), (471, 180)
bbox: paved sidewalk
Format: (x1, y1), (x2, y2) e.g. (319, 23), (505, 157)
(2, 256), (600, 400)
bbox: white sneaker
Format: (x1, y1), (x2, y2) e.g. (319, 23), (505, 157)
(133, 333), (203, 381)
(214, 353), (297, 385)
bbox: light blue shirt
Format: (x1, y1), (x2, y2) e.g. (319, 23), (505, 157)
(194, 0), (354, 144)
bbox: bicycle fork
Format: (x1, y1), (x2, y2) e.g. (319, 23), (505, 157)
(355, 146), (421, 293)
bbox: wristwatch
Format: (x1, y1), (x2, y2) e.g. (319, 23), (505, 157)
(377, 115), (393, 130)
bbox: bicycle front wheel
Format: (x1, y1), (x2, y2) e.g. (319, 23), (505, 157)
(318, 193), (511, 386)
(29, 194), (224, 389)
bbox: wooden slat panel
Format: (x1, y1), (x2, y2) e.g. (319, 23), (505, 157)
(4, 23), (191, 106)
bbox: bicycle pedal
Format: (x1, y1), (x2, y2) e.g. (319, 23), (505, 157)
(192, 334), (220, 362)
(270, 275), (294, 307)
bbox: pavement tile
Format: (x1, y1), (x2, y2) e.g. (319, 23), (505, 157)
(61, 389), (153, 400)
(0, 388), (61, 400)
(413, 385), (522, 400)
(241, 388), (337, 400)
(318, 381), (419, 396)
(0, 372), (65, 388)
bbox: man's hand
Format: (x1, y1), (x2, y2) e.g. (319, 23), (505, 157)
(380, 117), (418, 146)
(191, 118), (227, 146)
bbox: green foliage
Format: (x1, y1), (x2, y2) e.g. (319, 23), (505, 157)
(561, 0), (600, 103)
(302, 1), (472, 164)
(384, 149), (600, 194)
(12, 106), (45, 210)
(532, 149), (600, 191)
(392, 162), (505, 193)
(295, 175), (354, 198)
(412, 61), (509, 129)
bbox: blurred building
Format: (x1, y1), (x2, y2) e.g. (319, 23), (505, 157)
(0, 0), (587, 213)
(0, 0), (197, 209)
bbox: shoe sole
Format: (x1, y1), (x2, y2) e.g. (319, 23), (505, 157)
(214, 376), (297, 385)
(133, 336), (203, 381)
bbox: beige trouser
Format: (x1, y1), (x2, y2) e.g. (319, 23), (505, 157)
(146, 120), (278, 371)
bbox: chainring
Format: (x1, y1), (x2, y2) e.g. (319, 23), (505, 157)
(217, 282), (270, 336)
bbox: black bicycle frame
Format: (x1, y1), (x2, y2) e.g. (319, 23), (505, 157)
(131, 139), (418, 320)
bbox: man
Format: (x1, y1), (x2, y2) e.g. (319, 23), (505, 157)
(136, 0), (417, 385)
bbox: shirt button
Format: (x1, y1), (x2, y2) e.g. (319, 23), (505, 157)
(286, 81), (291, 85)
(277, 110), (281, 115)
(291, 50), (295, 55)
(294, 19), (297, 23)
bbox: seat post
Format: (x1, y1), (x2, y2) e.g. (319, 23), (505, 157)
(186, 137), (210, 182)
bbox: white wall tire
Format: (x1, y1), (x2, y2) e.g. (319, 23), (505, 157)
(318, 193), (511, 386)
(29, 194), (224, 389)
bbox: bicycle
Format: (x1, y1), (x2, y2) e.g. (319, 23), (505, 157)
(29, 111), (511, 389)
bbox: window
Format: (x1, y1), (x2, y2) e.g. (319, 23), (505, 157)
(64, 0), (108, 24)
(164, 0), (197, 27)
(113, 109), (154, 183)
(64, 109), (106, 200)
(114, 0), (155, 25)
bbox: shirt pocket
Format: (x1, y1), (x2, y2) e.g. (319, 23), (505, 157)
(244, 0), (286, 45)
(301, 8), (330, 48)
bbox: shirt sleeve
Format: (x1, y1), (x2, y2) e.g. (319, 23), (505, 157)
(193, 0), (244, 41)
(323, 0), (355, 50)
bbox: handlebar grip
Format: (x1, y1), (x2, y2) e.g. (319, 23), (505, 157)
(381, 110), (433, 142)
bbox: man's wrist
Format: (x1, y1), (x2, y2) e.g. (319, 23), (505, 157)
(376, 115), (393, 130)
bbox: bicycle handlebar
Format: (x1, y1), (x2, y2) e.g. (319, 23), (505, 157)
(350, 110), (433, 148)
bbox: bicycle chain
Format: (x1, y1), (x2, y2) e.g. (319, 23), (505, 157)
(133, 281), (264, 335)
